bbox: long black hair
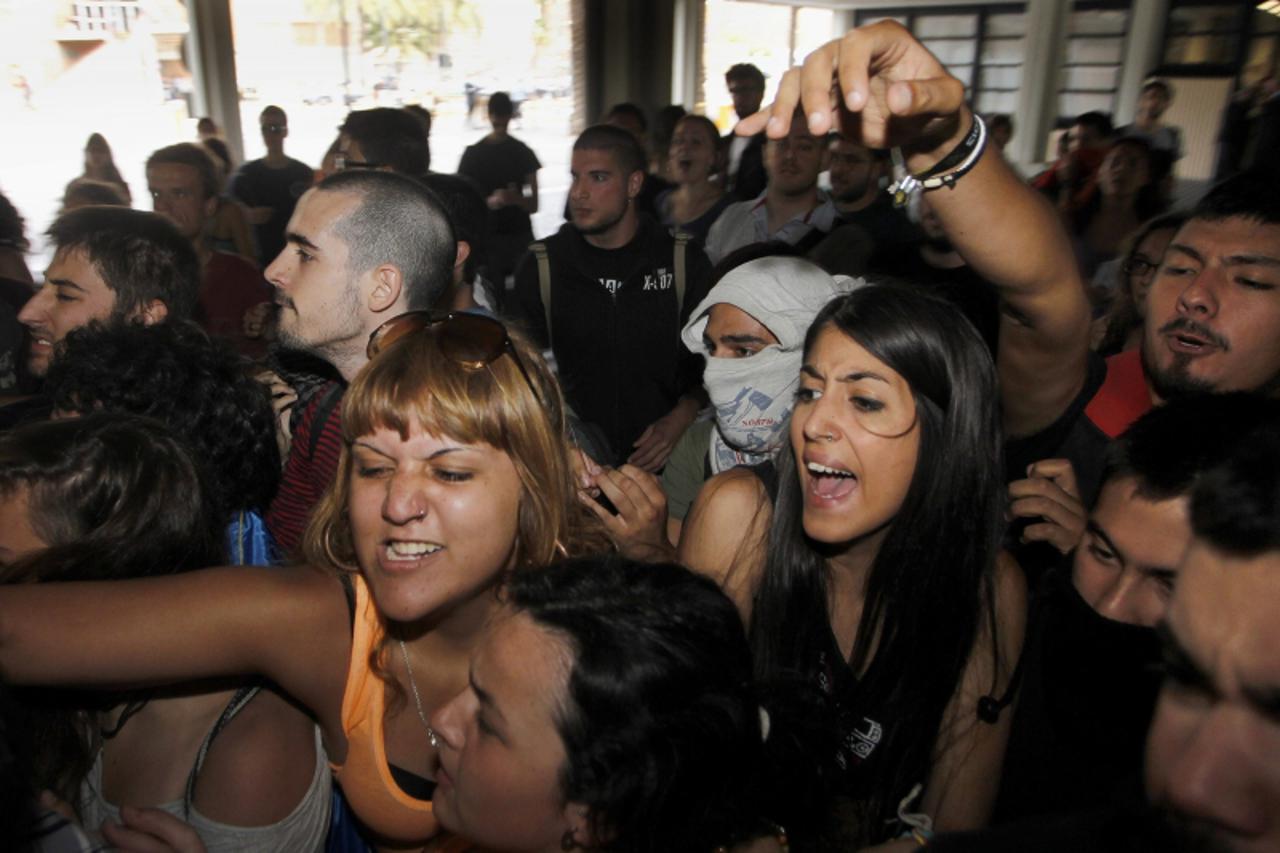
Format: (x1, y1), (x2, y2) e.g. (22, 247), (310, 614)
(748, 284), (1005, 845)
(0, 414), (224, 808)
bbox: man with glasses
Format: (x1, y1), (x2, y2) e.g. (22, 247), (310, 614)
(335, 107), (430, 177)
(262, 169), (454, 556)
(230, 105), (315, 268)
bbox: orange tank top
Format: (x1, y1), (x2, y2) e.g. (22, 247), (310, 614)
(330, 575), (440, 848)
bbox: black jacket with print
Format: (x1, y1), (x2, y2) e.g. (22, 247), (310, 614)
(511, 215), (711, 464)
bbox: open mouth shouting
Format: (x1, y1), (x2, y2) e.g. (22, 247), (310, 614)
(804, 457), (859, 506)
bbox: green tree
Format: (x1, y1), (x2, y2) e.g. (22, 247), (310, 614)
(306, 0), (479, 63)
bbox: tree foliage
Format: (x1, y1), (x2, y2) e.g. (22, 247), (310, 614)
(305, 0), (480, 61)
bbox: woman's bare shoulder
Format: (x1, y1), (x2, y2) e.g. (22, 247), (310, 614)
(194, 685), (325, 827)
(678, 468), (774, 619)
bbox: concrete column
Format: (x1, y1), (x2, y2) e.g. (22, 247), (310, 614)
(186, 0), (244, 162)
(1115, 0), (1168, 123)
(1011, 0), (1072, 167)
(583, 0), (676, 120)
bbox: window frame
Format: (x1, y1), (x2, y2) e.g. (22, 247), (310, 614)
(853, 4), (1028, 113)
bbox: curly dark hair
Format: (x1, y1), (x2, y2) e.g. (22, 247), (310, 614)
(44, 320), (280, 521)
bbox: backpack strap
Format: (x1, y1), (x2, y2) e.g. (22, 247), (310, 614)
(791, 222), (831, 256)
(673, 231), (689, 318)
(531, 241), (553, 349)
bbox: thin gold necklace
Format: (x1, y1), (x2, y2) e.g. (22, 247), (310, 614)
(397, 639), (440, 748)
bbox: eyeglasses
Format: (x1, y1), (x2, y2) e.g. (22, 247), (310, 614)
(366, 311), (543, 405)
(1121, 256), (1159, 278)
(335, 153), (382, 171)
(262, 123), (287, 133)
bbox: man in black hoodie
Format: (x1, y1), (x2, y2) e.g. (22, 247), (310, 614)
(511, 124), (711, 471)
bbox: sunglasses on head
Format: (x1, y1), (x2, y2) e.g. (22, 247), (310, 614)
(335, 153), (383, 171)
(366, 311), (543, 406)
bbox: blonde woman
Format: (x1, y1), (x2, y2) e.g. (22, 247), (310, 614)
(0, 313), (610, 850)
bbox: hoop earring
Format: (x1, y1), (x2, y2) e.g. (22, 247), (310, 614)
(322, 523), (353, 569)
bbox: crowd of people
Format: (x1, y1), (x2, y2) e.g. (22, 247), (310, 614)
(0, 19), (1277, 853)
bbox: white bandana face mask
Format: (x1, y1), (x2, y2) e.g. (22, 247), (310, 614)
(702, 346), (799, 473)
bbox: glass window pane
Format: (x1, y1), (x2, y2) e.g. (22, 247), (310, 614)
(795, 8), (835, 59)
(980, 65), (1023, 90)
(857, 13), (907, 28)
(915, 14), (978, 38)
(987, 12), (1027, 37)
(1249, 36), (1280, 79)
(703, 0), (794, 130)
(977, 90), (1019, 113)
(922, 38), (977, 66)
(1069, 9), (1128, 36)
(1244, 36), (1278, 85)
(1066, 37), (1125, 65)
(1059, 90), (1115, 117)
(1166, 5), (1243, 35)
(1062, 65), (1121, 91)
(1255, 10), (1280, 34)
(1163, 33), (1240, 64)
(950, 64), (974, 87)
(981, 37), (1024, 65)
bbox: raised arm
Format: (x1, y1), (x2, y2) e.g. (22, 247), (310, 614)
(920, 552), (1026, 831)
(0, 565), (352, 739)
(743, 22), (1092, 439)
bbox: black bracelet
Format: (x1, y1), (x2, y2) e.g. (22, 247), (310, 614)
(917, 115), (981, 180)
(887, 115), (988, 207)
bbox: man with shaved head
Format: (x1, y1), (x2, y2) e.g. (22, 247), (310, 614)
(262, 169), (455, 554)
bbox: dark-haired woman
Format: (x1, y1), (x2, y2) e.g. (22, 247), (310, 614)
(430, 556), (803, 853)
(680, 286), (1025, 848)
(0, 414), (329, 850)
(1069, 138), (1165, 280)
(0, 316), (611, 850)
(657, 114), (732, 244)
